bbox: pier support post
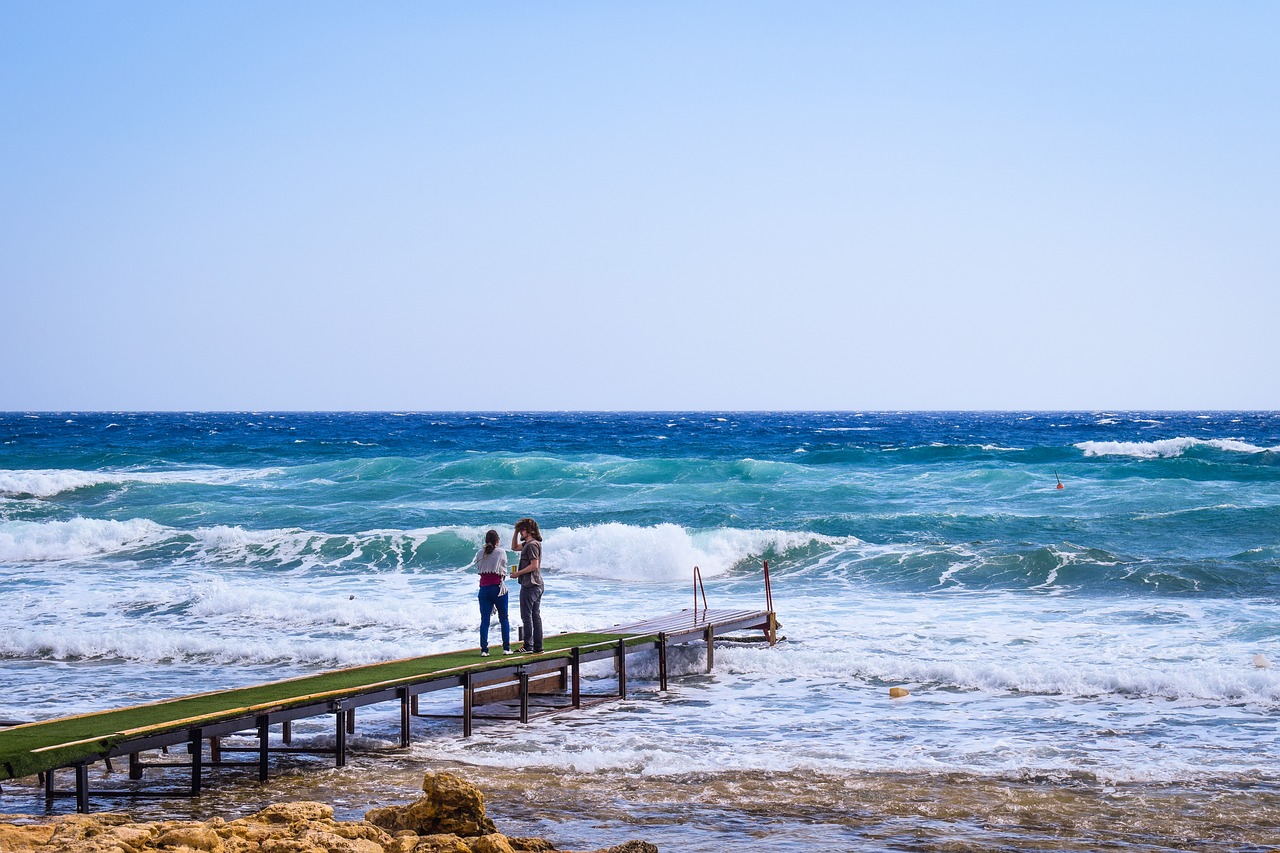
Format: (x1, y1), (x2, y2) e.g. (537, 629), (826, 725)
(333, 706), (346, 768)
(398, 688), (411, 748)
(704, 625), (715, 673)
(75, 764), (88, 814)
(462, 672), (473, 738)
(345, 708), (355, 735)
(518, 669), (530, 724)
(282, 721), (292, 745)
(129, 752), (143, 780)
(658, 632), (668, 692)
(571, 647), (581, 709)
(256, 715), (270, 782)
(43, 767), (54, 807)
(616, 639), (627, 700)
(189, 728), (203, 796)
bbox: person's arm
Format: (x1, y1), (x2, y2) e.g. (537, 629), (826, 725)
(511, 555), (540, 578)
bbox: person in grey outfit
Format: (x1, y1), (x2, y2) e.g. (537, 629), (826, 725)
(509, 517), (544, 653)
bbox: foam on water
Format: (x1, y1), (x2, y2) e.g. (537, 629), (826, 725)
(0, 517), (170, 561)
(550, 522), (842, 580)
(1076, 436), (1280, 457)
(0, 466), (279, 498)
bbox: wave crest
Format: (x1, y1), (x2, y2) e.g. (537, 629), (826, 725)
(0, 467), (279, 498)
(1076, 438), (1280, 458)
(550, 523), (840, 582)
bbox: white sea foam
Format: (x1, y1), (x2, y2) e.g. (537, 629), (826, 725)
(548, 523), (840, 581)
(0, 518), (170, 561)
(1076, 437), (1280, 458)
(0, 466), (280, 498)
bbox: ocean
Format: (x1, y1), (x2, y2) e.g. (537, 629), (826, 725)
(2, 411), (1278, 851)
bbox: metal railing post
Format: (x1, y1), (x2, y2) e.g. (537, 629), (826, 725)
(398, 687), (411, 747)
(571, 647), (581, 708)
(616, 638), (627, 700)
(257, 716), (270, 782)
(189, 728), (203, 795)
(658, 631), (668, 692)
(333, 706), (346, 768)
(462, 671), (474, 738)
(519, 669), (530, 724)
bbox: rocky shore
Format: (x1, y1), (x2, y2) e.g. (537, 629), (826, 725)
(0, 772), (655, 853)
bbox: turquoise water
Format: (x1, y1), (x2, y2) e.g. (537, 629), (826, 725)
(2, 411), (1279, 850)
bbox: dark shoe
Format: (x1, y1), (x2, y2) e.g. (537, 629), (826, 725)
(516, 646), (535, 654)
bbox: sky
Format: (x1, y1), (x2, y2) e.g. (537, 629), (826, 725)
(2, 1), (1277, 411)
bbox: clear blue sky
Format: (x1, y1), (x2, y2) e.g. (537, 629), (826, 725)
(3, 2), (1277, 411)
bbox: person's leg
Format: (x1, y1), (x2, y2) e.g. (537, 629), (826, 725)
(496, 591), (511, 651)
(478, 586), (495, 653)
(519, 585), (534, 651)
(528, 585), (543, 651)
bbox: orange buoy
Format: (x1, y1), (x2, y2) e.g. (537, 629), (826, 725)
(889, 687), (910, 698)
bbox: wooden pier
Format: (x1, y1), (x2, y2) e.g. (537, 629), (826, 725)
(0, 606), (776, 814)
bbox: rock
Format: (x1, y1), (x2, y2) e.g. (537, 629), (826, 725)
(297, 828), (385, 853)
(591, 844), (657, 853)
(365, 773), (495, 839)
(248, 804), (336, 826)
(43, 814), (156, 853)
(402, 836), (470, 853)
(463, 835), (515, 853)
(0, 822), (57, 851)
(505, 842), (555, 853)
(154, 826), (224, 852)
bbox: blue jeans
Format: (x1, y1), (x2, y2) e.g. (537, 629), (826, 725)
(478, 584), (510, 652)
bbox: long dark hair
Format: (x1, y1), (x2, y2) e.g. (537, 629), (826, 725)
(516, 518), (542, 542)
(483, 529), (500, 554)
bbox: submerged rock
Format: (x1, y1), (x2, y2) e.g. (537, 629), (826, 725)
(0, 772), (654, 853)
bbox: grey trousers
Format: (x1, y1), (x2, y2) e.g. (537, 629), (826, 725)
(519, 583), (543, 651)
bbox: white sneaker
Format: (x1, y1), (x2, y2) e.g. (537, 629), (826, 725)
(480, 651), (490, 657)
(503, 648), (514, 655)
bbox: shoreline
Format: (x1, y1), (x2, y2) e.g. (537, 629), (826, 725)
(0, 771), (656, 853)
(5, 762), (1278, 852)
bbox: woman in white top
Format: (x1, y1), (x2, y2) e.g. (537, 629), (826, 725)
(473, 529), (512, 656)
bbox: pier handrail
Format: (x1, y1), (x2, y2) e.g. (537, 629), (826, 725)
(763, 559), (773, 615)
(692, 565), (708, 617)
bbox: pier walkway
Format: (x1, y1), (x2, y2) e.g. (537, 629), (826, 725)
(0, 606), (775, 813)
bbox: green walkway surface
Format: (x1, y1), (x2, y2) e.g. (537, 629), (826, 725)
(1, 632), (639, 781)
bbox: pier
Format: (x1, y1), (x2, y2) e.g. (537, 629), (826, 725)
(1, 600), (776, 814)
